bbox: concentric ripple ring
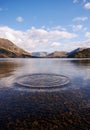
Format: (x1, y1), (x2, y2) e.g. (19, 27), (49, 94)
(15, 73), (70, 89)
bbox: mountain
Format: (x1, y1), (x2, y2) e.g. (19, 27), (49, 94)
(31, 52), (48, 57)
(0, 38), (32, 58)
(0, 38), (89, 58)
(47, 51), (67, 58)
(67, 48), (90, 58)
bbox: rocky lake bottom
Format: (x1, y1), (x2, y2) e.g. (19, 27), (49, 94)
(0, 58), (90, 130)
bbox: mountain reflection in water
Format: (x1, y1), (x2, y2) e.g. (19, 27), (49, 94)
(0, 60), (22, 78)
(0, 58), (90, 130)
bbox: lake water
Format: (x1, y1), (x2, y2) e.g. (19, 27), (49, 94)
(0, 58), (90, 130)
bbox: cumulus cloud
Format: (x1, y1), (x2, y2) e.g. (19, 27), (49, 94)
(73, 16), (88, 22)
(63, 40), (90, 51)
(84, 2), (90, 9)
(73, 0), (79, 4)
(85, 32), (90, 38)
(71, 24), (83, 31)
(16, 16), (24, 22)
(83, 0), (87, 4)
(0, 26), (77, 52)
(51, 42), (61, 47)
(51, 26), (66, 31)
(73, 0), (87, 5)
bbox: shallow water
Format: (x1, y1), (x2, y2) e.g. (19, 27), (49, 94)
(0, 58), (90, 130)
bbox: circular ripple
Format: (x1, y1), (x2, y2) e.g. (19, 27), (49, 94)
(15, 74), (70, 89)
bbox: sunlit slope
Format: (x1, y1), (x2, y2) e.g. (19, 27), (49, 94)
(0, 38), (32, 58)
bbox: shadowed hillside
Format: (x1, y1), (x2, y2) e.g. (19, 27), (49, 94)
(0, 38), (32, 58)
(67, 48), (90, 58)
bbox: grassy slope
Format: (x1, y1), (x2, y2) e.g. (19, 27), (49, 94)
(0, 38), (32, 58)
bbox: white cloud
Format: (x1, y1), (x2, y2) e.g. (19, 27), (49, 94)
(83, 0), (87, 4)
(71, 24), (83, 31)
(83, 27), (87, 31)
(73, 0), (79, 4)
(0, 26), (77, 52)
(16, 16), (24, 22)
(84, 2), (90, 9)
(73, 0), (88, 5)
(51, 42), (61, 47)
(51, 26), (66, 31)
(62, 40), (90, 51)
(73, 16), (88, 22)
(85, 32), (90, 38)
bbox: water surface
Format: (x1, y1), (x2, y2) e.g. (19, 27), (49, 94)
(0, 58), (90, 130)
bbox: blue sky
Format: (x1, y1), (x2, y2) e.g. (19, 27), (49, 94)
(0, 0), (90, 52)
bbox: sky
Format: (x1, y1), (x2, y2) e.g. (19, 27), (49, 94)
(0, 0), (90, 53)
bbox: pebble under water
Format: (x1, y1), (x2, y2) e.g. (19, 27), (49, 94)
(0, 58), (90, 130)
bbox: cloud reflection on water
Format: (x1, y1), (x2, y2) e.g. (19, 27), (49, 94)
(0, 58), (90, 90)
